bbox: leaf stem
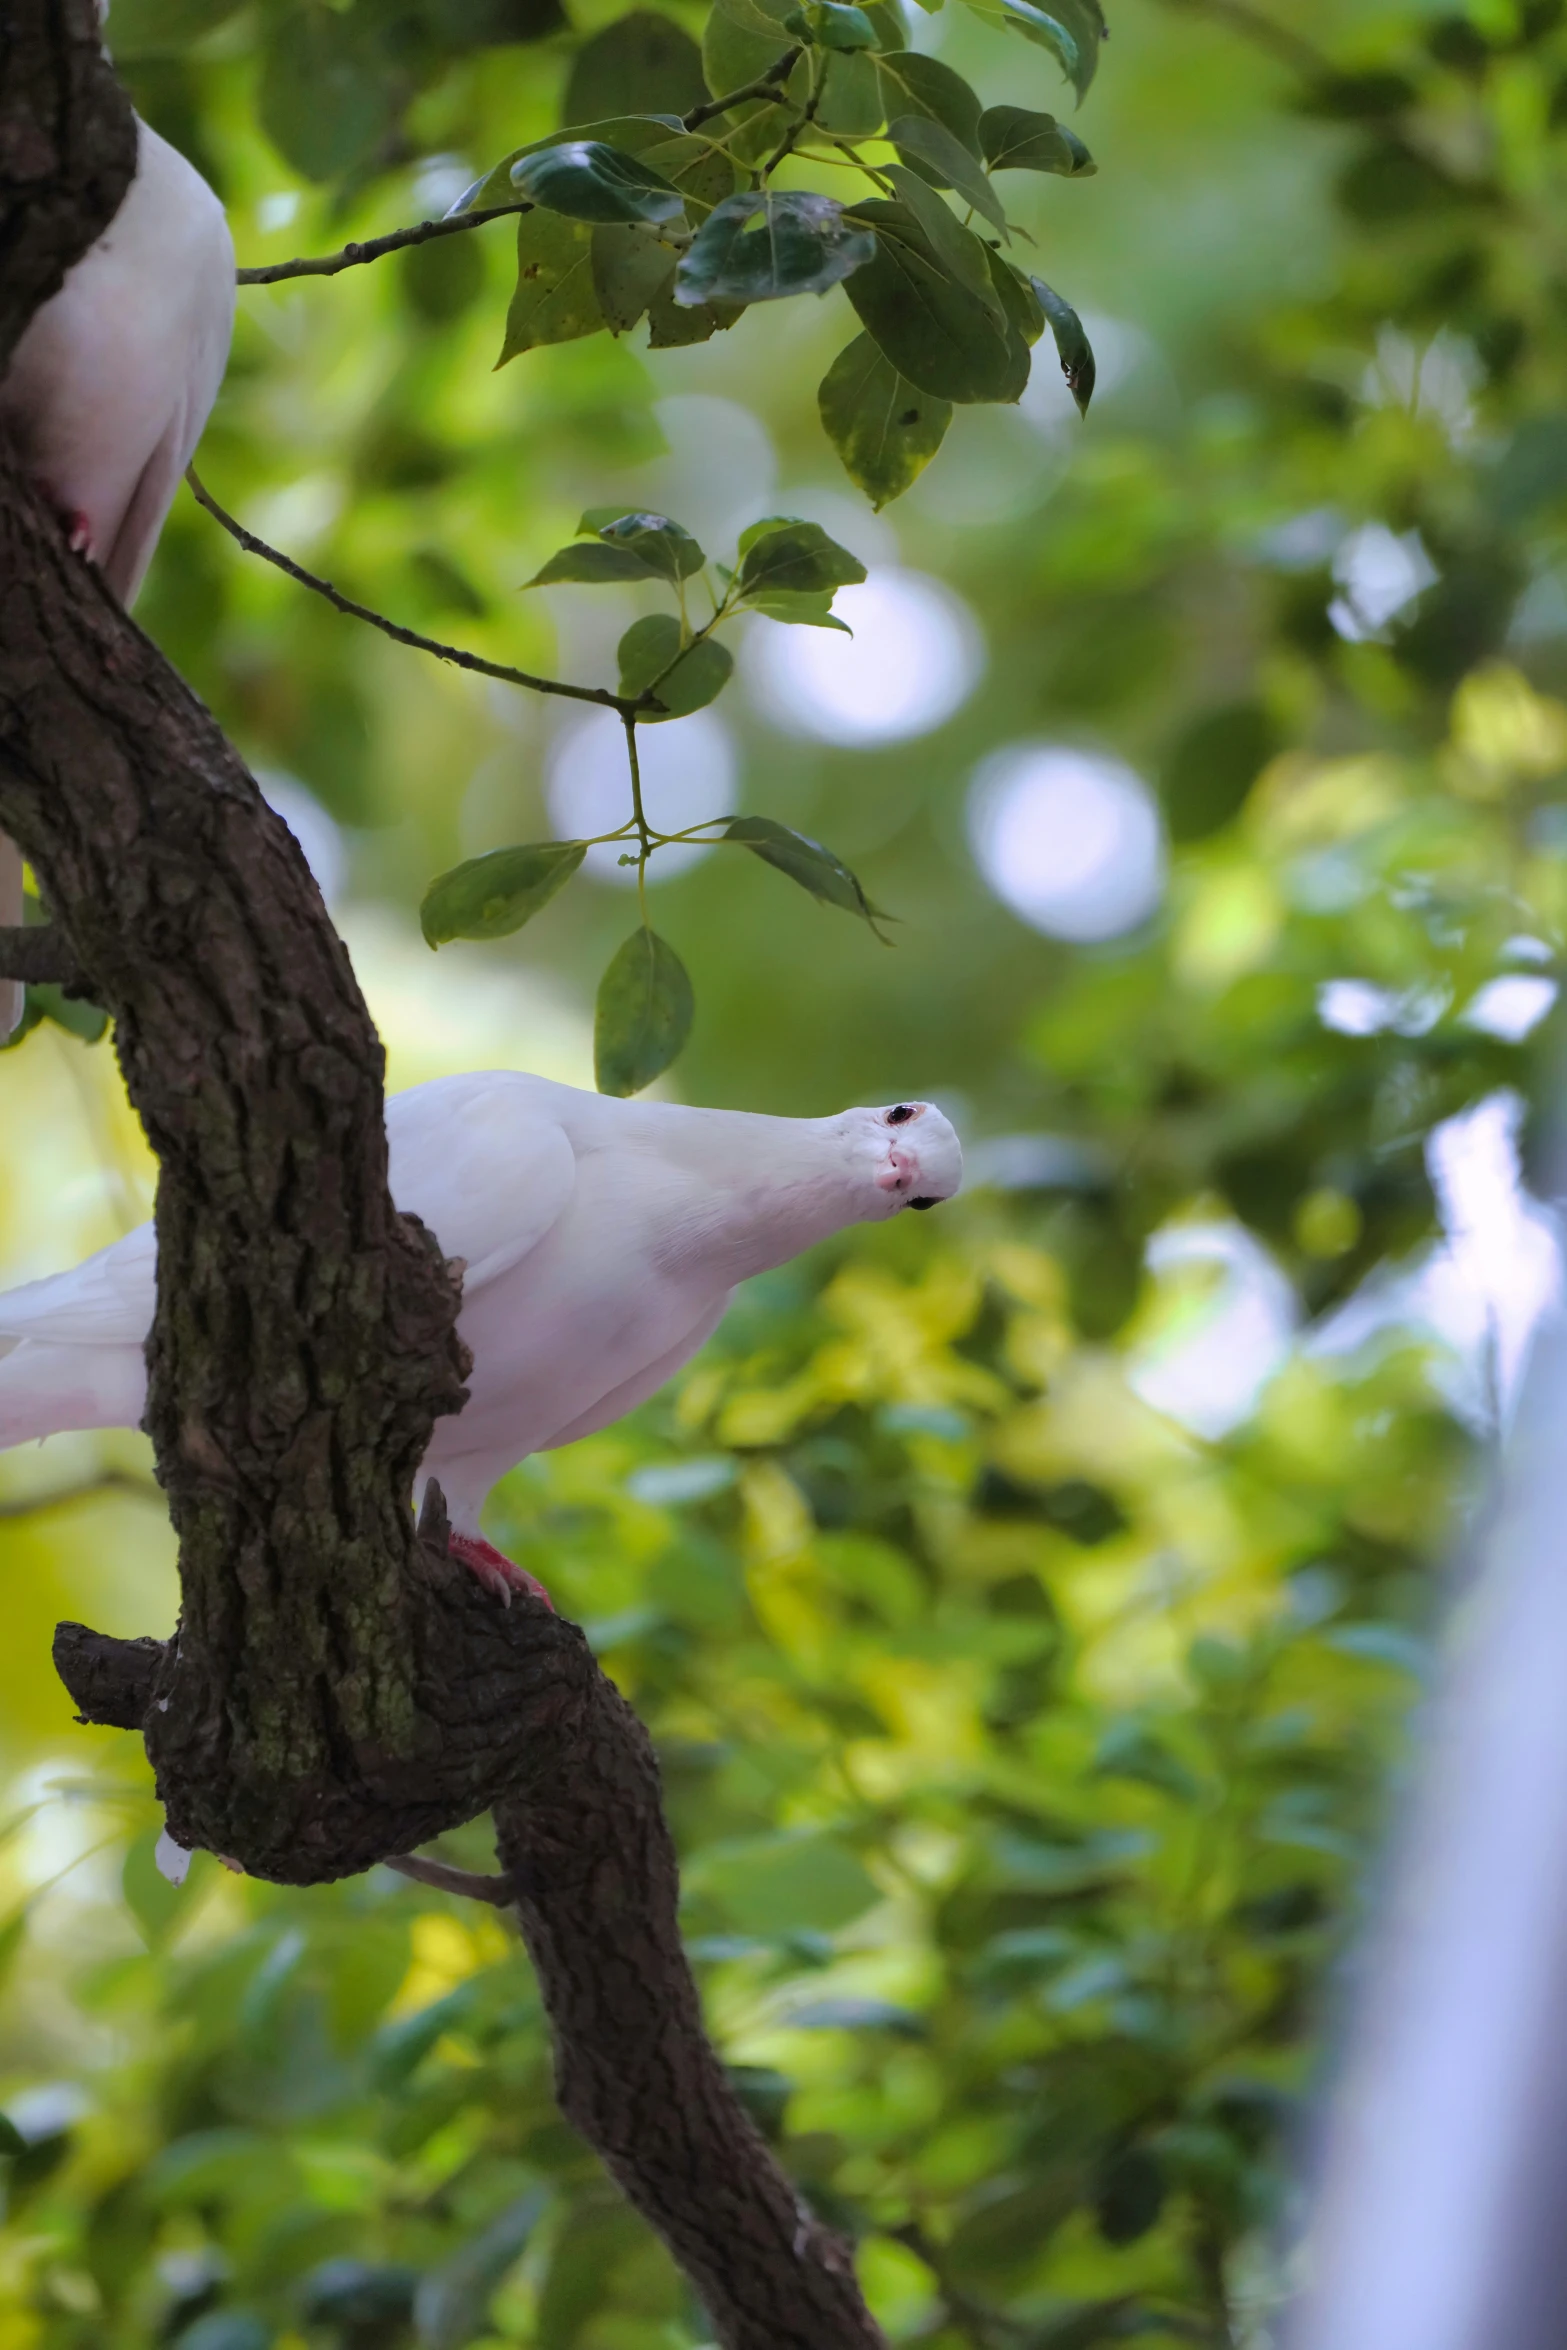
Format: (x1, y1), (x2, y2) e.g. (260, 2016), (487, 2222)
(187, 468), (642, 716)
(235, 204), (522, 287)
(761, 48), (828, 180)
(623, 715), (653, 917)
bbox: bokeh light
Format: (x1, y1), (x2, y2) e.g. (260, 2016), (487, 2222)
(546, 708), (739, 885)
(966, 743), (1165, 941)
(744, 569), (983, 746)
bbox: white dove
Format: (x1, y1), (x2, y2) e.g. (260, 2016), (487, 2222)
(0, 1074), (963, 1602)
(0, 60), (235, 1041)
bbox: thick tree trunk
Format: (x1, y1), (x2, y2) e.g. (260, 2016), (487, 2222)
(1, 6), (889, 2341)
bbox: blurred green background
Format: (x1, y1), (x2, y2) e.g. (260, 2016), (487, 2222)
(2, 0), (1566, 2337)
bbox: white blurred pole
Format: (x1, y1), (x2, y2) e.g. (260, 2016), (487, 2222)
(1288, 1299), (1567, 2350)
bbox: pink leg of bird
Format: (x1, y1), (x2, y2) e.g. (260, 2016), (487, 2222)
(63, 508), (94, 559)
(448, 1530), (554, 1611)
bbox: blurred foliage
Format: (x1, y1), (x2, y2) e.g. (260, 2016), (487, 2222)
(5, 0), (1567, 2333)
(0, 1223), (1467, 2346)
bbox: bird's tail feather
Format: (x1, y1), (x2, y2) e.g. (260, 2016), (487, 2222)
(0, 1339), (146, 1451)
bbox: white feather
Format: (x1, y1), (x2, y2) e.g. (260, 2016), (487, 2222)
(0, 1074), (963, 1535)
(0, 112), (234, 1039)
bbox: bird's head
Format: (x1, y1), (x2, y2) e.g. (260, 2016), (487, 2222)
(842, 1100), (964, 1220)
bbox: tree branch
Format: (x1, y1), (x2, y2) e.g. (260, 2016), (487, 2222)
(0, 13), (890, 2344)
(0, 923), (84, 987)
(236, 204), (519, 286)
(682, 46), (804, 130)
(0, 0), (136, 371)
(185, 467), (632, 713)
(383, 1852), (515, 1904)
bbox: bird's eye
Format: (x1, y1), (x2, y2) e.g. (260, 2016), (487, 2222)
(909, 1196), (939, 1211)
(887, 1104), (917, 1126)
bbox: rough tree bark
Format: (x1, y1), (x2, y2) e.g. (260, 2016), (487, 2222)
(0, 6), (889, 2344)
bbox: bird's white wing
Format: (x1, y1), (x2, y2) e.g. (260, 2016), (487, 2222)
(386, 1076), (577, 1292)
(0, 1219), (157, 1347)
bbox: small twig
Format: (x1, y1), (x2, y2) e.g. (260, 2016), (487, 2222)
(235, 204), (519, 287)
(385, 1852), (516, 1906)
(0, 1470), (163, 1523)
(682, 46), (803, 132)
(185, 469), (632, 714)
(0, 923), (84, 988)
(761, 50), (826, 180)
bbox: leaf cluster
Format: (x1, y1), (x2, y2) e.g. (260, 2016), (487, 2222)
(420, 506), (887, 1093)
(445, 0), (1103, 503)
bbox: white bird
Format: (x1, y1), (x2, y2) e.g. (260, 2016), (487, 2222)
(0, 1074), (963, 1601)
(0, 72), (235, 1041)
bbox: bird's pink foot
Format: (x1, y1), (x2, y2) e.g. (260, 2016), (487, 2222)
(449, 1530), (554, 1611)
(64, 508), (94, 558)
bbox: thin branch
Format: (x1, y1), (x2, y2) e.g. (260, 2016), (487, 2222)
(384, 1852), (515, 1905)
(682, 46), (803, 131)
(0, 1470), (163, 1523)
(0, 923), (84, 988)
(185, 468), (631, 714)
(235, 204), (521, 287)
(233, 50), (809, 289)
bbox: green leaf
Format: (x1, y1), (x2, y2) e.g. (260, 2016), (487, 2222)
(590, 221), (678, 333)
(874, 50), (984, 153)
(617, 615), (734, 716)
(420, 842), (586, 945)
(736, 519), (867, 597)
(172, 2316), (271, 2350)
(860, 0), (906, 40)
(563, 10), (708, 122)
(676, 191), (876, 306)
(980, 102), (1096, 174)
(994, 0), (1105, 99)
(28, 982), (108, 1045)
(1032, 275), (1096, 412)
(646, 278), (743, 344)
(526, 540), (661, 585)
(815, 46), (887, 134)
(455, 114), (687, 213)
(888, 116), (1008, 232)
(414, 2190), (548, 2350)
(498, 211), (605, 361)
(983, 247), (1043, 400)
(725, 816), (888, 930)
(842, 199), (1015, 404)
(744, 589), (853, 628)
(787, 0), (882, 45)
(693, 1829), (880, 1933)
(882, 166), (1004, 314)
(599, 510), (707, 579)
(639, 131), (737, 221)
(700, 0), (806, 162)
(508, 139), (686, 225)
(107, 0), (247, 56)
(258, 3), (400, 183)
(595, 929), (695, 1094)
(818, 331), (952, 506)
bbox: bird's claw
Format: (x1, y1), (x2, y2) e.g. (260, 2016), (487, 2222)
(448, 1530), (554, 1612)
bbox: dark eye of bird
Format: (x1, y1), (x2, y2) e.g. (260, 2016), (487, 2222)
(909, 1196), (938, 1210)
(887, 1104), (916, 1125)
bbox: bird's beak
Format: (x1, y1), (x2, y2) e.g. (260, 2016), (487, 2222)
(877, 1145), (917, 1194)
